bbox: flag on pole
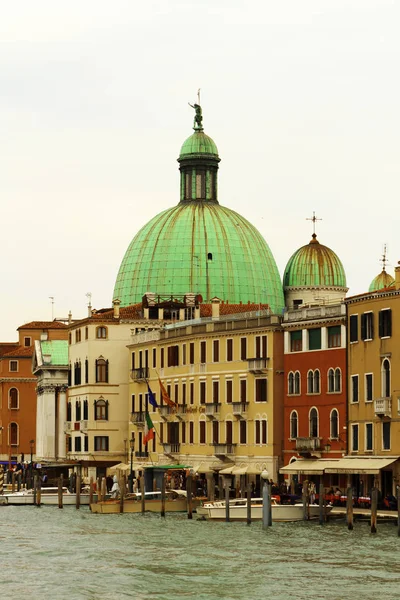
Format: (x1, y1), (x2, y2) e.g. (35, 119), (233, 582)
(143, 412), (155, 445)
(158, 377), (177, 408)
(147, 382), (158, 408)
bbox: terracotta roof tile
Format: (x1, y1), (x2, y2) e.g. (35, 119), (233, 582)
(0, 343), (19, 357)
(18, 321), (68, 330)
(2, 345), (34, 358)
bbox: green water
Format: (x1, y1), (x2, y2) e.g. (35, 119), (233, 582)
(0, 506), (399, 600)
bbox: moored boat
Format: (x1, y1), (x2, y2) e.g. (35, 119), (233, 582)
(2, 487), (96, 506)
(90, 490), (187, 514)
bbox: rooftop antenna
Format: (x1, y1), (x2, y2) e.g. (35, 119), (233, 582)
(306, 211), (322, 236)
(49, 296), (55, 320)
(380, 244), (388, 272)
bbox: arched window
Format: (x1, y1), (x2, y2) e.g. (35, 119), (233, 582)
(334, 368), (341, 392)
(9, 422), (18, 446)
(288, 372), (294, 395)
(294, 372), (301, 395)
(96, 327), (107, 339)
(76, 401), (81, 421)
(96, 357), (109, 383)
(290, 411), (298, 439)
(307, 370), (314, 393)
(309, 408), (318, 438)
(67, 403), (72, 421)
(313, 370), (320, 394)
(328, 368), (335, 393)
(83, 399), (88, 420)
(9, 388), (18, 410)
(330, 409), (339, 439)
(382, 359), (390, 397)
(94, 398), (108, 421)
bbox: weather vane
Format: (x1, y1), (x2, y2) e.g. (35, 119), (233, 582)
(306, 211), (322, 235)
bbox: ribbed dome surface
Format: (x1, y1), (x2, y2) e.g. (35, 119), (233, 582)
(283, 234), (347, 289)
(179, 131), (219, 158)
(113, 201), (284, 312)
(369, 270), (394, 292)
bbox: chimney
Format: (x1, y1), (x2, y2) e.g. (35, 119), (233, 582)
(113, 299), (121, 319)
(211, 297), (221, 320)
(68, 310), (72, 324)
(395, 262), (400, 290)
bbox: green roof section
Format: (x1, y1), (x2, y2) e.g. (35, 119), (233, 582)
(113, 201), (284, 313)
(283, 234), (347, 289)
(179, 131), (219, 159)
(369, 270), (395, 292)
(41, 340), (69, 366)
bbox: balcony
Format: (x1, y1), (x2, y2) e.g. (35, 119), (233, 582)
(205, 403), (220, 418)
(130, 412), (145, 425)
(80, 420), (88, 432)
(64, 421), (72, 431)
(374, 397), (392, 417)
(159, 405), (174, 419)
(295, 437), (321, 452)
(130, 367), (149, 382)
(135, 451), (149, 458)
(247, 358), (268, 374)
(232, 402), (249, 418)
(162, 443), (181, 455)
(175, 404), (187, 420)
(213, 443), (236, 457)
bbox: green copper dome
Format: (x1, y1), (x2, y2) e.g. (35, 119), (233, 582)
(369, 270), (394, 292)
(179, 131), (219, 159)
(283, 234), (347, 289)
(113, 202), (284, 312)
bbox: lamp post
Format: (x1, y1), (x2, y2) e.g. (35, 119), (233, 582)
(129, 435), (135, 493)
(29, 439), (34, 489)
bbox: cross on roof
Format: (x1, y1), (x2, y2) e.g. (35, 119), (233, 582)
(306, 211), (322, 235)
(380, 244), (388, 272)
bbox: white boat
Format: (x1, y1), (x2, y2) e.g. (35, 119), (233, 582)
(198, 497), (333, 522)
(2, 487), (96, 506)
(90, 490), (187, 514)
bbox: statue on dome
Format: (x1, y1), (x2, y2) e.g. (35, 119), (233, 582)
(189, 89), (203, 130)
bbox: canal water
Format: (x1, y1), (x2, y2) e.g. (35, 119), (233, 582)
(0, 506), (399, 600)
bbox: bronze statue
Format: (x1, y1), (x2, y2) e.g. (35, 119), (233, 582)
(188, 102), (203, 130)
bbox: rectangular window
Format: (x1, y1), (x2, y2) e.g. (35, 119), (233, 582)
(240, 379), (247, 403)
(159, 424), (163, 443)
(189, 421), (194, 444)
(167, 345), (179, 367)
(182, 383), (186, 405)
(290, 330), (302, 352)
(152, 348), (157, 369)
(351, 375), (359, 403)
(200, 421), (206, 444)
(200, 381), (206, 404)
(74, 437), (82, 452)
(262, 420), (267, 444)
(382, 422), (391, 450)
(24, 337), (31, 347)
(84, 436), (88, 452)
(226, 421), (233, 445)
(226, 379), (233, 403)
(161, 348), (164, 369)
(182, 344), (187, 366)
(255, 336), (261, 358)
(190, 382), (194, 405)
(365, 423), (373, 451)
(189, 343), (195, 365)
(181, 422), (186, 444)
(131, 394), (135, 413)
(308, 328), (321, 350)
(351, 424), (359, 452)
(240, 338), (247, 360)
(365, 374), (373, 402)
(240, 421), (247, 444)
(200, 341), (206, 364)
(349, 315), (358, 342)
(212, 421), (219, 444)
(361, 312), (374, 341)
(152, 433), (156, 453)
(213, 340), (219, 363)
(262, 335), (267, 358)
(379, 309), (392, 338)
(9, 361), (18, 372)
(328, 326), (341, 348)
(226, 339), (233, 362)
(94, 436), (109, 451)
(255, 420), (260, 444)
(255, 378), (267, 402)
(212, 380), (219, 403)
(174, 384), (179, 404)
(131, 352), (135, 371)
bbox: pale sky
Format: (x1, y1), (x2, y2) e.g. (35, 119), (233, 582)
(1, 0), (399, 340)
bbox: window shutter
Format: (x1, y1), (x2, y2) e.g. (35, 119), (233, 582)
(350, 315), (358, 342)
(105, 400), (109, 421)
(360, 314), (366, 340)
(95, 360), (98, 383)
(105, 360), (109, 383)
(387, 309), (392, 336)
(94, 401), (97, 421)
(379, 311), (383, 337)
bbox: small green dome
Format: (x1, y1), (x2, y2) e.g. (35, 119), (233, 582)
(179, 131), (219, 159)
(284, 234), (347, 289)
(369, 270), (394, 292)
(113, 202), (284, 313)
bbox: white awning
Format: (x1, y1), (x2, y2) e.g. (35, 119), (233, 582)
(192, 462), (218, 474)
(219, 466), (235, 475)
(324, 457), (399, 475)
(279, 460), (340, 475)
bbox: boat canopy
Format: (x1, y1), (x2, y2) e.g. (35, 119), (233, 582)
(280, 456), (399, 475)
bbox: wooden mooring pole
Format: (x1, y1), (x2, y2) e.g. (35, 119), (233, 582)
(187, 473), (193, 519)
(37, 477), (42, 507)
(397, 486), (400, 537)
(101, 477), (107, 502)
(225, 481), (230, 523)
(11, 472), (15, 494)
(246, 483), (252, 526)
(33, 475), (37, 505)
(119, 475), (125, 514)
(97, 477), (101, 502)
(76, 472), (81, 510)
(141, 475), (145, 514)
(161, 474), (166, 518)
(319, 483), (324, 525)
(58, 475), (63, 509)
(371, 487), (378, 534)
(89, 476), (94, 505)
(302, 480), (309, 521)
(0, 466), (4, 495)
(346, 487), (353, 530)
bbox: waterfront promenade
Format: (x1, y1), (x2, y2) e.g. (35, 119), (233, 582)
(0, 506), (399, 600)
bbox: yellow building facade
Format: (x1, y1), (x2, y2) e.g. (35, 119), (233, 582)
(128, 308), (284, 482)
(346, 266), (400, 495)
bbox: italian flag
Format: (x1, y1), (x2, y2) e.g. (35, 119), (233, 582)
(143, 412), (155, 445)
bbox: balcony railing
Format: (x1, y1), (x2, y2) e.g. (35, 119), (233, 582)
(135, 451), (149, 458)
(213, 443), (236, 456)
(247, 358), (268, 373)
(295, 437), (321, 452)
(159, 405), (174, 419)
(232, 402), (249, 417)
(130, 367), (149, 382)
(162, 443), (181, 454)
(130, 412), (145, 425)
(205, 403), (220, 418)
(374, 397), (391, 417)
(175, 404), (187, 419)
